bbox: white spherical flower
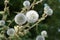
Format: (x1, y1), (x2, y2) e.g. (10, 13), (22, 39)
(41, 30), (47, 37)
(26, 10), (39, 23)
(36, 35), (45, 40)
(14, 13), (27, 25)
(23, 1), (30, 7)
(44, 3), (53, 16)
(7, 28), (15, 36)
(0, 20), (5, 26)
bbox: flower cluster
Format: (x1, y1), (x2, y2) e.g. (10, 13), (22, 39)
(14, 3), (53, 25)
(44, 3), (53, 16)
(0, 0), (54, 40)
(36, 30), (47, 40)
(23, 0), (30, 7)
(14, 10), (39, 25)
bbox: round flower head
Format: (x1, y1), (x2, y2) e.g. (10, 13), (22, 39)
(26, 10), (39, 23)
(44, 3), (53, 16)
(23, 0), (30, 7)
(7, 28), (15, 36)
(36, 35), (45, 40)
(41, 30), (47, 37)
(14, 13), (27, 25)
(0, 20), (5, 26)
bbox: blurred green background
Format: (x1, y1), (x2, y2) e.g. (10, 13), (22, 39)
(0, 0), (60, 40)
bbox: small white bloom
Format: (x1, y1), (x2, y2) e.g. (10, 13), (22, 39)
(36, 35), (45, 40)
(41, 30), (47, 37)
(26, 10), (39, 23)
(14, 13), (27, 25)
(23, 0), (30, 7)
(7, 28), (15, 36)
(0, 20), (5, 26)
(44, 3), (53, 16)
(58, 28), (60, 32)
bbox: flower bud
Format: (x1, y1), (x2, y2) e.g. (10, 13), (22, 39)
(23, 1), (30, 7)
(41, 30), (47, 37)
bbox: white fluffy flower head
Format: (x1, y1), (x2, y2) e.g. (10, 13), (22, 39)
(7, 28), (15, 36)
(14, 13), (27, 25)
(44, 3), (53, 16)
(41, 30), (47, 37)
(36, 35), (45, 40)
(0, 20), (5, 26)
(26, 10), (39, 23)
(23, 0), (30, 7)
